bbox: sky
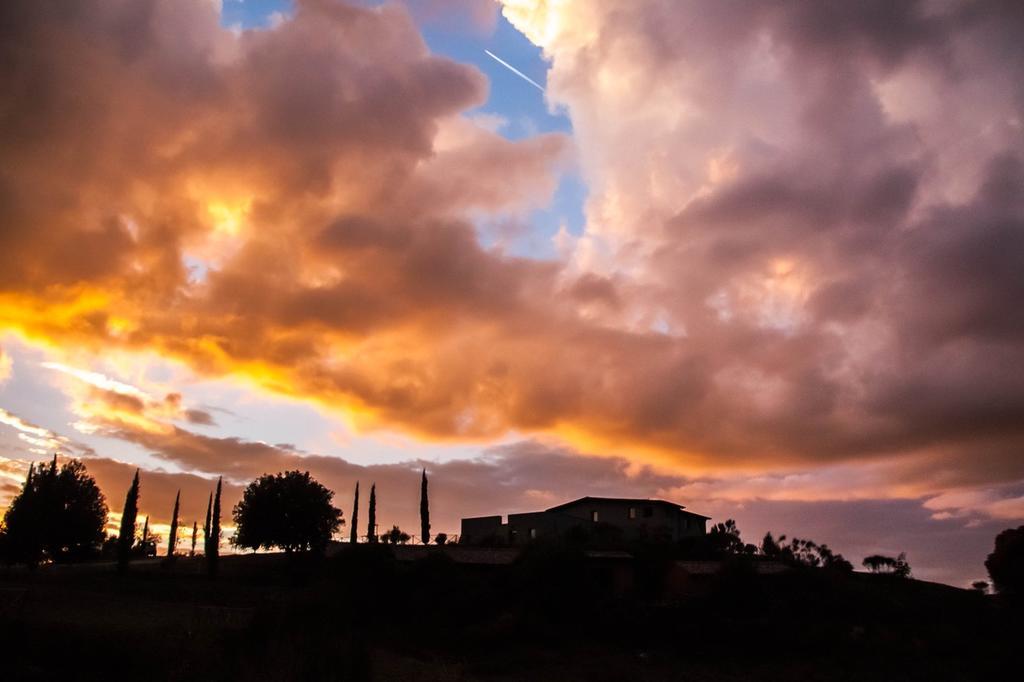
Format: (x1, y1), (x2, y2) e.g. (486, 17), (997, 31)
(1, 0), (1023, 587)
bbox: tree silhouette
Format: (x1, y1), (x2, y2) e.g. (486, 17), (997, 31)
(190, 521), (198, 557)
(761, 531), (782, 558)
(863, 552), (911, 577)
(893, 552), (911, 578)
(972, 580), (990, 594)
(203, 492), (212, 556)
(754, 531), (853, 570)
(708, 519), (755, 555)
(420, 469), (430, 545)
(136, 515), (158, 557)
(985, 525), (1024, 595)
(863, 554), (895, 572)
(434, 532), (448, 546)
(232, 471), (343, 554)
(367, 483), (377, 544)
(117, 469), (140, 573)
(381, 525), (410, 545)
(209, 477), (222, 577)
(350, 481), (360, 544)
(167, 490), (180, 558)
(0, 457), (107, 565)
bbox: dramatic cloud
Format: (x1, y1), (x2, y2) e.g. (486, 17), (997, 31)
(495, 0), (1024, 477)
(0, 346), (10, 385)
(0, 408), (81, 457)
(1, 0), (1023, 585)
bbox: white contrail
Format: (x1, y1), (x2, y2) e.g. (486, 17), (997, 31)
(484, 49), (545, 92)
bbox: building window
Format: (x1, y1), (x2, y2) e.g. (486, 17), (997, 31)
(529, 528), (537, 539)
(643, 507), (653, 518)
(591, 510), (599, 522)
(629, 507), (637, 519)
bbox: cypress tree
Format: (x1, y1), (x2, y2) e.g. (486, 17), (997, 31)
(167, 490), (180, 558)
(117, 469), (140, 573)
(367, 484), (377, 544)
(190, 521), (198, 557)
(350, 481), (360, 544)
(420, 469), (430, 545)
(141, 515), (150, 544)
(208, 477), (222, 577)
(203, 492), (212, 555)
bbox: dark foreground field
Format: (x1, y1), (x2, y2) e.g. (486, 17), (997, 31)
(1, 546), (1020, 681)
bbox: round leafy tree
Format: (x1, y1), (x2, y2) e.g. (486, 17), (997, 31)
(986, 526), (1024, 595)
(0, 457), (108, 565)
(232, 471), (343, 554)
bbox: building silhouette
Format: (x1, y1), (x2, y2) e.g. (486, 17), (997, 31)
(461, 496), (709, 545)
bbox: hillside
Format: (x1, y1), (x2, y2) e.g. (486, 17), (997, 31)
(2, 546), (1019, 681)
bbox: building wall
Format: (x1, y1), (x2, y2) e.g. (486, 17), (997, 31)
(554, 500), (706, 542)
(506, 511), (583, 544)
(460, 515), (506, 544)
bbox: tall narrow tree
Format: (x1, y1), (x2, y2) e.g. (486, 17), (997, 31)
(208, 477), (222, 577)
(190, 521), (198, 557)
(141, 515), (150, 544)
(420, 469), (430, 545)
(117, 469), (140, 573)
(203, 492), (212, 556)
(350, 481), (360, 544)
(367, 484), (377, 544)
(167, 490), (180, 558)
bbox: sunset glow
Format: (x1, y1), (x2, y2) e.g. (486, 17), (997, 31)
(2, 0), (1023, 588)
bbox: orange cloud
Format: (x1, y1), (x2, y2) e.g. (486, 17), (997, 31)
(1, 0), (1024, 506)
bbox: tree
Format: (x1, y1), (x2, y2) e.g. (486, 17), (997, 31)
(972, 580), (990, 594)
(232, 471), (343, 554)
(0, 457), (107, 565)
(863, 554), (896, 573)
(367, 483), (377, 544)
(190, 521), (198, 557)
(420, 469), (430, 545)
(350, 481), (360, 544)
(707, 519), (755, 555)
(893, 552), (911, 578)
(816, 543), (853, 571)
(209, 477), (222, 576)
(863, 552), (911, 577)
(203, 492), (212, 556)
(167, 490), (180, 558)
(757, 531), (852, 571)
(434, 532), (448, 546)
(761, 531), (782, 558)
(117, 469), (140, 573)
(381, 525), (410, 545)
(985, 525), (1024, 595)
(135, 515), (157, 557)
